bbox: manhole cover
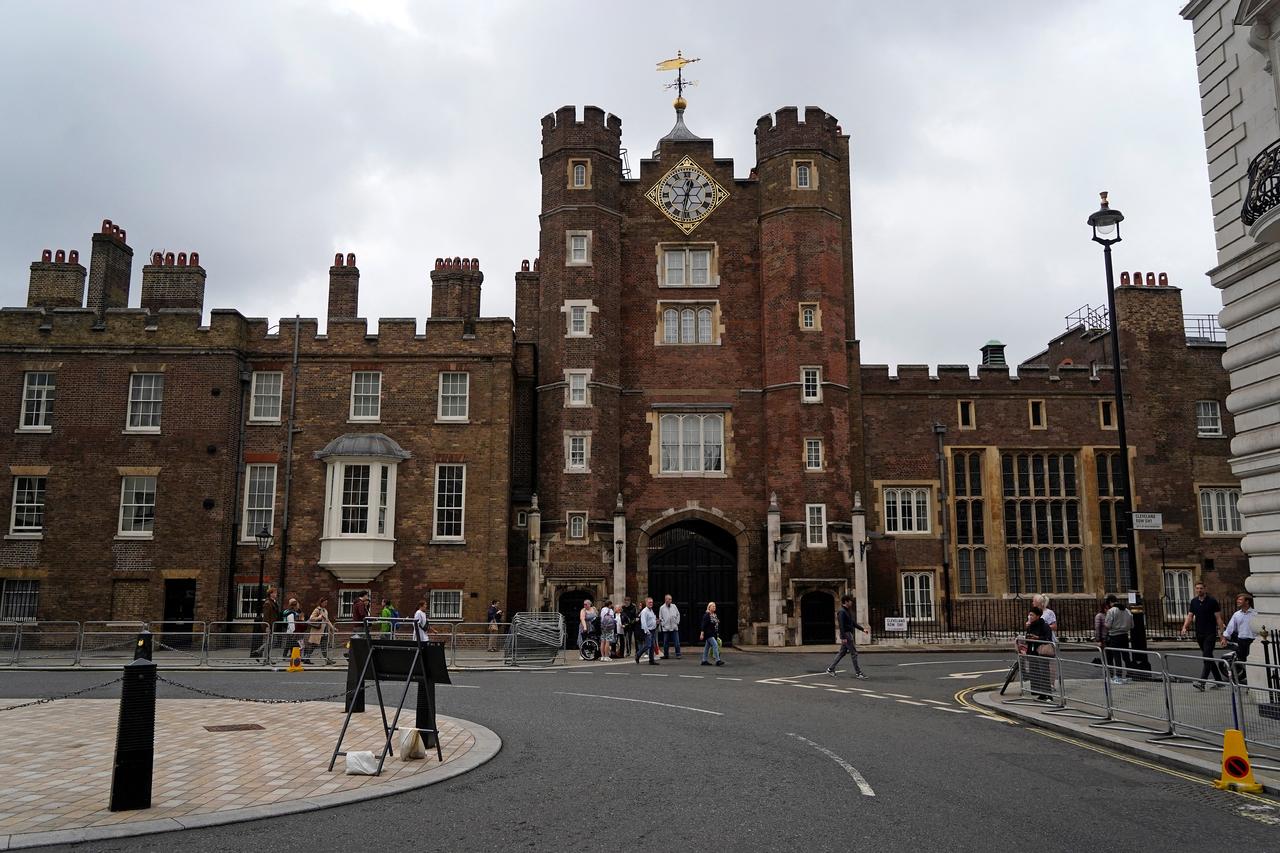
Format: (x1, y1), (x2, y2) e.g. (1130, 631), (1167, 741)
(203, 723), (265, 732)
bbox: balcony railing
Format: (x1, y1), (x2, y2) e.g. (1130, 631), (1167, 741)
(1184, 314), (1226, 344)
(1242, 137), (1280, 227)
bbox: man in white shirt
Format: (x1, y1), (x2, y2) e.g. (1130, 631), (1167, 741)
(412, 598), (430, 642)
(635, 597), (659, 665)
(1033, 594), (1057, 643)
(1222, 593), (1257, 684)
(659, 594), (682, 659)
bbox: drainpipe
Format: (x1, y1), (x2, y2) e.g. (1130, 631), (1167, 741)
(276, 315), (301, 594)
(225, 365), (251, 620)
(934, 422), (953, 629)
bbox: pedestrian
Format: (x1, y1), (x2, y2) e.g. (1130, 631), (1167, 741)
(578, 598), (597, 660)
(599, 600), (616, 661)
(307, 599), (331, 663)
(659, 594), (682, 659)
(253, 587), (281, 658)
(618, 597), (636, 658)
(1103, 594), (1134, 684)
(1093, 597), (1108, 661)
(700, 601), (724, 666)
(352, 592), (371, 633)
(1033, 594), (1057, 642)
(380, 599), (395, 636)
(635, 597), (658, 665)
(282, 597), (302, 660)
(1181, 581), (1226, 690)
(825, 595), (868, 678)
(1222, 593), (1257, 685)
(486, 599), (503, 652)
(1023, 605), (1055, 701)
(412, 597), (431, 642)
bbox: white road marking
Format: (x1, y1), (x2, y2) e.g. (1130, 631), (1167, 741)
(883, 692), (912, 698)
(604, 672), (627, 676)
(678, 675), (704, 679)
(898, 659), (1004, 667)
(554, 691), (722, 716)
(895, 700), (928, 706)
(975, 713), (1015, 723)
(786, 671), (842, 680)
(862, 694), (891, 699)
(791, 684), (820, 689)
(441, 684), (480, 689)
(933, 706), (969, 714)
(1238, 804), (1280, 826)
(921, 699), (950, 705)
(846, 687), (874, 693)
(716, 677), (742, 681)
(826, 688), (852, 694)
(942, 669), (1012, 680)
(567, 670), (594, 675)
(787, 733), (875, 797)
(641, 673), (668, 677)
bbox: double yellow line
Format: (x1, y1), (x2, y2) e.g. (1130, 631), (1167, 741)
(954, 683), (1280, 811)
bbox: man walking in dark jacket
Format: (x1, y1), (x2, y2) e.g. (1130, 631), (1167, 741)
(825, 595), (868, 679)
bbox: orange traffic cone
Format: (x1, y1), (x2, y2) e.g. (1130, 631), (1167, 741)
(1213, 729), (1263, 793)
(287, 646), (305, 673)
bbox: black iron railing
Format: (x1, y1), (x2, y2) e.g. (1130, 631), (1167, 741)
(1242, 137), (1280, 226)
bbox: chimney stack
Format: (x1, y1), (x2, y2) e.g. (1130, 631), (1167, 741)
(328, 252), (360, 320)
(140, 250), (206, 314)
(980, 340), (1006, 366)
(430, 256), (483, 326)
(85, 219), (134, 316)
(27, 247), (86, 309)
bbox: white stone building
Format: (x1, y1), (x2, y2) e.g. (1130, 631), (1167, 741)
(1182, 0), (1280, 627)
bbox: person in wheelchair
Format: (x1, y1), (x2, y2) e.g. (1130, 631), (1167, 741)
(578, 599), (600, 661)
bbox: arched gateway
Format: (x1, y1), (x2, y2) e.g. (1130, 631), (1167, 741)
(645, 520), (738, 646)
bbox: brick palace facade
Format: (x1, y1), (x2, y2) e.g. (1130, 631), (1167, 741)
(0, 101), (1247, 644)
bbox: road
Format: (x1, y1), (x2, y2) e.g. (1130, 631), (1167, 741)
(4, 650), (1279, 851)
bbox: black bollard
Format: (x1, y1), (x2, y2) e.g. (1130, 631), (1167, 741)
(416, 681), (437, 748)
(109, 657), (157, 811)
(133, 629), (153, 661)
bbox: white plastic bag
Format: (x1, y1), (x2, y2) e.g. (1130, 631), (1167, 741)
(345, 750), (379, 775)
(398, 728), (427, 761)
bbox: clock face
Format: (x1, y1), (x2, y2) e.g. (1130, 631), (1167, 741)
(645, 156), (729, 235)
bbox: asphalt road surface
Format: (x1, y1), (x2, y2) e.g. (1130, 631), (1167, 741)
(5, 650), (1280, 852)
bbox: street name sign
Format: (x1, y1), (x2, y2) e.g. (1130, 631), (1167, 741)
(884, 617), (909, 632)
(1131, 512), (1163, 530)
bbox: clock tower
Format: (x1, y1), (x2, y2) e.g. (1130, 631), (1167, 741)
(519, 85), (863, 646)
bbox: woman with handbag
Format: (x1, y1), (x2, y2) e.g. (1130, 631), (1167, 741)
(700, 601), (724, 666)
(1024, 605), (1055, 701)
(307, 599), (331, 663)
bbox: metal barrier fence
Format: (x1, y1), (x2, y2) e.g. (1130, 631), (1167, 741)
(0, 616), (564, 669)
(1006, 638), (1280, 759)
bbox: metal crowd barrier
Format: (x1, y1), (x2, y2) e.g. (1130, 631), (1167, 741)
(1007, 638), (1280, 760)
(12, 621), (81, 667)
(1, 615), (564, 669)
(204, 621), (268, 667)
(451, 622), (512, 666)
(79, 621), (149, 666)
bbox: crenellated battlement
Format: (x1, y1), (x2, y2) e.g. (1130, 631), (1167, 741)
(860, 362), (1113, 394)
(541, 105), (622, 157)
(0, 305), (514, 357)
(755, 106), (844, 160)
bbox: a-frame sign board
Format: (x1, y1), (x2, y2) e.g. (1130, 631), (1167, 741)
(329, 630), (450, 776)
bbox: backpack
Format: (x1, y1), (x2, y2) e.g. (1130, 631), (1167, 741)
(281, 609), (299, 632)
(602, 609), (616, 630)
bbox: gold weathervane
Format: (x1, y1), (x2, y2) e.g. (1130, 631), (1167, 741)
(657, 50), (699, 108)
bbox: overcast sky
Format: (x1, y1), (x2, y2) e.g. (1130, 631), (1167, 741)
(0, 1), (1216, 369)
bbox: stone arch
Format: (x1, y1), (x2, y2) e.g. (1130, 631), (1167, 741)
(635, 506), (751, 643)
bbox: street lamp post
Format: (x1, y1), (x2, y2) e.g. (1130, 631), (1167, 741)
(253, 527), (273, 656)
(1088, 192), (1146, 655)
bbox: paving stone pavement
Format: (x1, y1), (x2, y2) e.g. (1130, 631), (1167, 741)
(0, 697), (481, 842)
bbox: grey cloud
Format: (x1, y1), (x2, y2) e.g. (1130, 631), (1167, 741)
(0, 1), (1218, 368)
